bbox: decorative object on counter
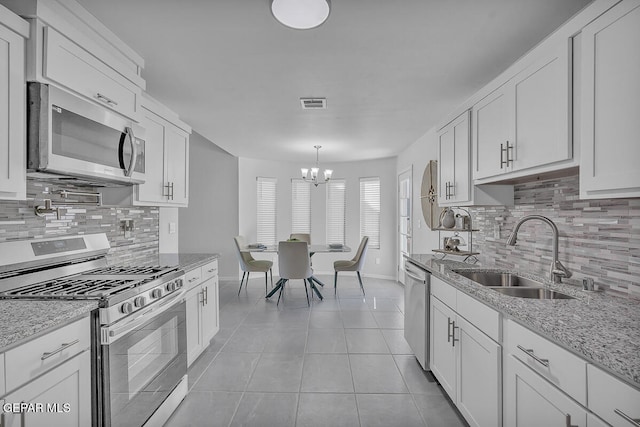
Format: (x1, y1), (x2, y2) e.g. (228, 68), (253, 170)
(433, 207), (479, 263)
(420, 160), (441, 230)
(271, 0), (331, 30)
(439, 207), (456, 229)
(121, 219), (134, 238)
(300, 145), (333, 187)
(506, 215), (572, 284)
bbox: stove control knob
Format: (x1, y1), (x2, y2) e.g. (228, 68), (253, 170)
(166, 281), (177, 292)
(175, 278), (183, 288)
(134, 296), (146, 308)
(151, 288), (164, 299)
(120, 302), (134, 314)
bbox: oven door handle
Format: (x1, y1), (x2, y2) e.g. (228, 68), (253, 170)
(101, 287), (186, 345)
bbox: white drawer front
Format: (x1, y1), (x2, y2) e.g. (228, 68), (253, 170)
(44, 27), (139, 120)
(456, 291), (500, 342)
(185, 267), (203, 290)
(588, 365), (640, 427)
(201, 260), (218, 281)
(505, 319), (587, 405)
(5, 316), (90, 393)
(431, 276), (457, 309)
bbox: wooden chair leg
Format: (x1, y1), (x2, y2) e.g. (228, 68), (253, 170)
(357, 271), (365, 295)
(238, 271), (247, 295)
(334, 271), (338, 295)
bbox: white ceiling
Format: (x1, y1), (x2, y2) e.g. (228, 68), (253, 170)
(76, 0), (592, 163)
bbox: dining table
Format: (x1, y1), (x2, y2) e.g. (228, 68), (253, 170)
(241, 243), (352, 301)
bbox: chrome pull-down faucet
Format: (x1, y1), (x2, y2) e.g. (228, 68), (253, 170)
(506, 215), (572, 284)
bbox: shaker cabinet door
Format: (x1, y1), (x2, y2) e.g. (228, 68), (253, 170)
(580, 0), (640, 199)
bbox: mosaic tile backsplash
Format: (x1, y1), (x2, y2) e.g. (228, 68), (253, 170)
(0, 180), (159, 265)
(469, 172), (639, 299)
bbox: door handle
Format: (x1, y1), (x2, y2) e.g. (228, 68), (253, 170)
(95, 92), (118, 106)
(517, 344), (550, 367)
(121, 127), (138, 177)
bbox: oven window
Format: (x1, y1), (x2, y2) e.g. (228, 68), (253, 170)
(105, 302), (186, 427)
(52, 106), (127, 169)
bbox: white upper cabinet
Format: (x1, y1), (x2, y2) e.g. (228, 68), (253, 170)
(2, 0), (145, 122)
(473, 42), (572, 182)
(0, 6), (27, 201)
(579, 0), (640, 199)
(438, 111), (471, 206)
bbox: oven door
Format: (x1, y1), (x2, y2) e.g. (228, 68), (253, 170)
(27, 82), (146, 186)
(100, 295), (186, 427)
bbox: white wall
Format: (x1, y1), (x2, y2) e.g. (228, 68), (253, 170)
(396, 127), (441, 255)
(239, 156), (397, 280)
(179, 132), (239, 280)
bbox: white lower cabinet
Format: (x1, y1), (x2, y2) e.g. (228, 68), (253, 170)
(587, 365), (640, 427)
(186, 261), (220, 366)
(2, 352), (91, 427)
(430, 277), (501, 427)
(0, 316), (92, 427)
(504, 354), (587, 427)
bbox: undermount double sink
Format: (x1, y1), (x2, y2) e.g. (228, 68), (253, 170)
(453, 270), (574, 300)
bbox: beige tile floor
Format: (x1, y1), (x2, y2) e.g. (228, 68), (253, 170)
(166, 274), (467, 427)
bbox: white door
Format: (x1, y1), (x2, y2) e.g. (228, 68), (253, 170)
(456, 316), (502, 427)
(580, 0), (640, 199)
(504, 354), (587, 427)
(398, 168), (412, 283)
(430, 297), (457, 400)
(512, 42), (571, 172)
(473, 86), (511, 180)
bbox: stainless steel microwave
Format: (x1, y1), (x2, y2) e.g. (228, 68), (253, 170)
(27, 82), (146, 186)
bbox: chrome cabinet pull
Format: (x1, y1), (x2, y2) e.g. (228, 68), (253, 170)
(448, 182), (454, 198)
(506, 141), (514, 166)
(170, 182), (174, 200)
(451, 322), (459, 347)
(565, 414), (578, 427)
(207, 268), (216, 273)
(95, 92), (118, 106)
(614, 409), (640, 426)
(500, 143), (506, 168)
(203, 286), (208, 305)
(447, 317), (456, 345)
(41, 339), (80, 360)
(164, 182), (175, 200)
(517, 344), (550, 367)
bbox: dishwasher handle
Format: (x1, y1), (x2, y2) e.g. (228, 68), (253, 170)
(404, 262), (428, 283)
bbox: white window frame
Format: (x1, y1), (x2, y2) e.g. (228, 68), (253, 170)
(326, 179), (346, 245)
(360, 177), (380, 249)
(257, 177), (277, 246)
(291, 179), (311, 234)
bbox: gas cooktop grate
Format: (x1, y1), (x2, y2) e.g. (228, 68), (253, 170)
(83, 266), (179, 278)
(0, 277), (144, 299)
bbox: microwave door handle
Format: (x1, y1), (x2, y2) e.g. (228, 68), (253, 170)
(123, 126), (138, 177)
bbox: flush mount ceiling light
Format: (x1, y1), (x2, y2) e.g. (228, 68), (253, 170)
(301, 145), (332, 187)
(271, 0), (331, 30)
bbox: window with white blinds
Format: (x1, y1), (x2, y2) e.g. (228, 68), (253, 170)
(326, 179), (346, 245)
(257, 177), (277, 246)
(291, 179), (311, 234)
(360, 177), (380, 249)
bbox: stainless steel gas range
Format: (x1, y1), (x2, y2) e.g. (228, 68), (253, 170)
(0, 234), (188, 427)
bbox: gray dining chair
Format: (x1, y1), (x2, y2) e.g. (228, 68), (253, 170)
(275, 240), (313, 306)
(233, 236), (273, 296)
(334, 236), (369, 295)
(289, 233), (311, 244)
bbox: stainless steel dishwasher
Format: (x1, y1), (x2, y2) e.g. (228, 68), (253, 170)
(403, 259), (431, 370)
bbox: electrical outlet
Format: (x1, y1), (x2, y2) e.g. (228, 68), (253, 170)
(169, 222), (177, 234)
(375, 258), (380, 265)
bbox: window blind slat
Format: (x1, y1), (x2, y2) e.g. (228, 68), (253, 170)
(326, 179), (346, 245)
(257, 177), (277, 246)
(360, 177), (380, 249)
(291, 179), (311, 234)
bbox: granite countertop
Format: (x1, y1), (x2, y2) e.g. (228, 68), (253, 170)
(406, 254), (640, 390)
(116, 253), (221, 272)
(0, 300), (98, 352)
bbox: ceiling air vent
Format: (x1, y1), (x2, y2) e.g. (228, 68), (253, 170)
(300, 98), (327, 110)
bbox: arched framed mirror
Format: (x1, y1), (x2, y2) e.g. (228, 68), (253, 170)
(420, 160), (441, 230)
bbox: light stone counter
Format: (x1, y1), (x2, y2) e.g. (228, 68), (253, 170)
(406, 254), (640, 389)
(0, 300), (97, 351)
